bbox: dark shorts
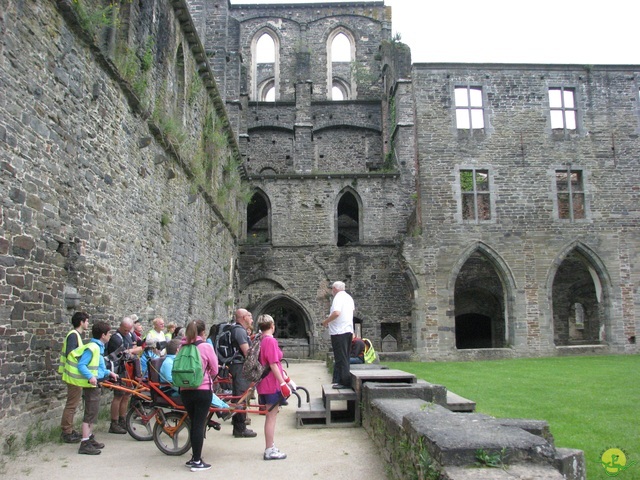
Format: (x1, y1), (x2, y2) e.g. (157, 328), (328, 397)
(82, 387), (102, 424)
(259, 392), (283, 406)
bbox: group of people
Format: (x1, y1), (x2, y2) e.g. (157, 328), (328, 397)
(58, 280), (354, 468)
(58, 307), (293, 469)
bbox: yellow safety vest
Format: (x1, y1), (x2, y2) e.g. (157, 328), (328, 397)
(62, 342), (99, 387)
(58, 329), (83, 375)
(363, 338), (377, 364)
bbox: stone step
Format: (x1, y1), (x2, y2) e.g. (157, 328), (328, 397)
(446, 390), (476, 412)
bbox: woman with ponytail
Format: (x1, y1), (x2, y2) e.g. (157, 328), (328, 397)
(179, 319), (218, 472)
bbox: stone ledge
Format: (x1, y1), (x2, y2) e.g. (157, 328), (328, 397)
(363, 396), (585, 480)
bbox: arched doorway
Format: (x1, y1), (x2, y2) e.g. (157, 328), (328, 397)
(551, 248), (606, 346)
(454, 249), (509, 349)
(255, 296), (313, 358)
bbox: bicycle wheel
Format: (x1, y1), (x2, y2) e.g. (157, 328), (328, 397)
(153, 410), (191, 456)
(126, 400), (156, 441)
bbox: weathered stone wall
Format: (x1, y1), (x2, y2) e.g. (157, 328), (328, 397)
(228, 2), (389, 101)
(404, 64), (640, 359)
(0, 0), (242, 434)
(238, 243), (413, 357)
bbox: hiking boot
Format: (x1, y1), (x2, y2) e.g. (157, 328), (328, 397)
(233, 428), (257, 438)
(78, 440), (101, 455)
(109, 421), (127, 434)
(118, 417), (126, 428)
(61, 431), (82, 444)
(190, 460), (211, 472)
(264, 446), (287, 460)
(88, 434), (104, 449)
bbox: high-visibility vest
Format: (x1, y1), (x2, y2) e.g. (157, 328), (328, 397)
(363, 338), (377, 364)
(62, 342), (99, 387)
(58, 329), (83, 375)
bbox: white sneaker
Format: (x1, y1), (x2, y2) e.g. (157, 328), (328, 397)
(264, 446), (287, 460)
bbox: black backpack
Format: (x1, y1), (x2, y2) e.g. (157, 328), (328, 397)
(214, 323), (244, 365)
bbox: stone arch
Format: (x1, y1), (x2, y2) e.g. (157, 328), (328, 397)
(449, 242), (516, 349)
(331, 76), (351, 101)
(547, 241), (612, 346)
(257, 78), (276, 102)
(241, 273), (289, 292)
(326, 27), (356, 100)
(252, 294), (315, 358)
(335, 187), (363, 246)
(246, 188), (271, 243)
(251, 27), (280, 101)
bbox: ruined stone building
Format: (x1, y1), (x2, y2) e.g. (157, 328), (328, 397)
(193, 0), (639, 361)
(0, 0), (638, 431)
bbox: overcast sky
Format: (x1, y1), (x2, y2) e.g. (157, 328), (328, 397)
(230, 0), (640, 65)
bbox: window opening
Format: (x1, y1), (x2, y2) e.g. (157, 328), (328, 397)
(455, 86), (484, 129)
(332, 85), (345, 101)
(549, 87), (577, 130)
(176, 44), (185, 121)
(460, 169), (491, 222)
(337, 191), (360, 246)
(574, 303), (585, 329)
(331, 33), (351, 62)
(252, 30), (278, 101)
(555, 168), (585, 220)
(256, 33), (275, 63)
(328, 29), (354, 100)
(246, 191), (270, 243)
(263, 86), (275, 102)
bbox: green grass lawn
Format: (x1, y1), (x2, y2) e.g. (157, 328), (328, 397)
(386, 355), (640, 480)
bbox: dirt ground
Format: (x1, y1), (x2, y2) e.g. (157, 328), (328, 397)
(1, 361), (388, 479)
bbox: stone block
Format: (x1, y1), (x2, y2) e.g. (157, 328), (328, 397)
(402, 407), (557, 468)
(554, 447), (586, 480)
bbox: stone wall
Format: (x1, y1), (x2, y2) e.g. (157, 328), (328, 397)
(0, 0), (243, 435)
(404, 64), (640, 359)
(228, 2), (389, 101)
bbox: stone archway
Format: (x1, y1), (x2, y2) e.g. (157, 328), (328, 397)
(254, 295), (314, 358)
(453, 247), (512, 349)
(551, 248), (606, 346)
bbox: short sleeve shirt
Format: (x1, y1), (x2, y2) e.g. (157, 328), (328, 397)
(231, 324), (250, 363)
(329, 290), (355, 335)
(257, 335), (283, 395)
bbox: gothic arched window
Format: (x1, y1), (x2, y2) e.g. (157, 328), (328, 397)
(247, 189), (271, 243)
(327, 29), (355, 100)
(252, 30), (279, 101)
(336, 189), (362, 246)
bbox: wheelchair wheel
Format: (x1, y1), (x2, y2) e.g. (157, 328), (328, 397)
(126, 400), (156, 441)
(153, 411), (191, 456)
